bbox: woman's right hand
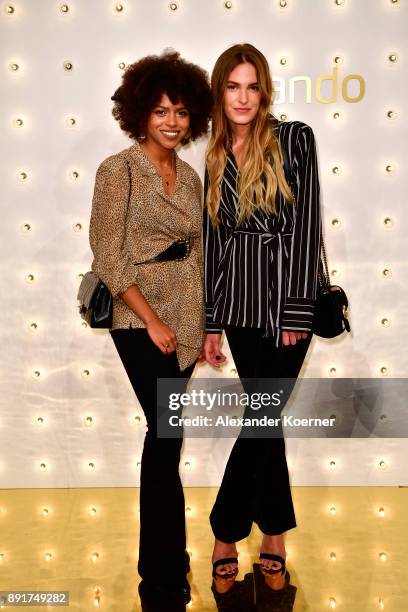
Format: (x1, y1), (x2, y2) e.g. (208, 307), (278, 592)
(146, 317), (177, 355)
(203, 333), (227, 368)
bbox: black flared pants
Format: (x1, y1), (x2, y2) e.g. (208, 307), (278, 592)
(110, 328), (195, 584)
(210, 326), (312, 543)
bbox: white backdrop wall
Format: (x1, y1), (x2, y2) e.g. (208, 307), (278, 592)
(1, 0), (407, 488)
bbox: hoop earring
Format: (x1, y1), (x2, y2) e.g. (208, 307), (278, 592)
(137, 134), (147, 142)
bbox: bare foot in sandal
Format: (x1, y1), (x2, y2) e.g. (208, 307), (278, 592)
(212, 538), (239, 594)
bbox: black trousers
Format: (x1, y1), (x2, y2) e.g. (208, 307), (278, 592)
(210, 326), (312, 543)
(110, 328), (195, 584)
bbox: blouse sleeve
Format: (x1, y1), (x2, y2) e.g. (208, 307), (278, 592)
(203, 170), (224, 334)
(280, 124), (321, 332)
(89, 158), (140, 298)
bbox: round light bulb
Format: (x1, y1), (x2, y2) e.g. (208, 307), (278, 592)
(40, 462), (47, 470)
(18, 171), (28, 181)
(21, 223), (31, 232)
(331, 218), (341, 228)
(5, 5), (15, 14)
(91, 552), (99, 562)
(115, 3), (124, 11)
(25, 273), (35, 283)
(379, 459), (386, 468)
(44, 552), (52, 561)
(388, 53), (398, 63)
(73, 223), (82, 232)
(381, 318), (391, 328)
(133, 415), (141, 423)
(85, 416), (93, 425)
(13, 118), (24, 128)
(330, 552), (337, 561)
(334, 0), (344, 5)
(334, 56), (343, 64)
(382, 268), (392, 278)
(71, 170), (79, 180)
(82, 369), (90, 378)
(280, 57), (288, 66)
(386, 110), (397, 120)
(380, 366), (389, 376)
(184, 460), (192, 470)
(42, 508), (49, 516)
(385, 164), (394, 174)
(81, 321), (88, 330)
(279, 0), (288, 7)
(379, 551), (387, 561)
(329, 506), (336, 515)
(118, 61), (126, 70)
(32, 370), (41, 379)
(279, 113), (288, 121)
(88, 462), (95, 469)
(9, 62), (19, 72)
(379, 598), (385, 609)
(169, 1), (178, 10)
(380, 413), (387, 422)
(383, 217), (393, 228)
(66, 117), (76, 127)
(224, 0), (232, 8)
(60, 3), (69, 12)
(333, 111), (342, 121)
(63, 61), (73, 71)
(329, 597), (337, 609)
(329, 459), (336, 469)
(89, 506), (97, 516)
(77, 273), (84, 280)
(29, 322), (38, 332)
(378, 507), (385, 517)
(332, 166), (341, 175)
(36, 417), (44, 425)
(329, 367), (337, 376)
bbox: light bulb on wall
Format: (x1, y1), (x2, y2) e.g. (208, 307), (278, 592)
(82, 369), (91, 378)
(5, 5), (15, 14)
(63, 61), (73, 71)
(385, 164), (395, 174)
(329, 505), (336, 515)
(330, 552), (337, 561)
(224, 1), (233, 8)
(379, 551), (387, 561)
(332, 165), (342, 175)
(118, 61), (126, 70)
(21, 223), (31, 232)
(13, 117), (24, 128)
(386, 110), (397, 120)
(169, 1), (179, 11)
(279, 112), (288, 121)
(114, 2), (124, 12)
(334, 56), (344, 65)
(388, 53), (398, 63)
(9, 62), (20, 72)
(73, 223), (83, 232)
(44, 552), (53, 561)
(279, 0), (288, 7)
(18, 171), (28, 181)
(378, 507), (385, 517)
(59, 3), (69, 13)
(380, 318), (391, 328)
(331, 218), (341, 228)
(332, 111), (342, 121)
(279, 56), (288, 66)
(89, 506), (97, 516)
(66, 117), (77, 127)
(383, 217), (394, 228)
(382, 268), (392, 278)
(28, 322), (38, 332)
(32, 370), (42, 380)
(25, 273), (35, 283)
(380, 366), (389, 376)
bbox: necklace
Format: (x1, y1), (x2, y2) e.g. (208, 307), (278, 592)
(151, 151), (176, 188)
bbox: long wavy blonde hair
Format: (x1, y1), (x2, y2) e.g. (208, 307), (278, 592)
(206, 43), (294, 225)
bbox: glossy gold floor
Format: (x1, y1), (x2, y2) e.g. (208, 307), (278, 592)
(0, 487), (407, 611)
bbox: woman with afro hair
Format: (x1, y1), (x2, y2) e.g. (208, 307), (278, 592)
(89, 50), (212, 606)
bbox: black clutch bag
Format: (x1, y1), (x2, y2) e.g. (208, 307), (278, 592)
(77, 271), (113, 329)
(312, 239), (350, 338)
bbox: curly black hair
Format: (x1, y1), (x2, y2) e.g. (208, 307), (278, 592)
(111, 50), (213, 142)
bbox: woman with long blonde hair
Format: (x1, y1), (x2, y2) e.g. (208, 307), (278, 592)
(203, 43), (321, 598)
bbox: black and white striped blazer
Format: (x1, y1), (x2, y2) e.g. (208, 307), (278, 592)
(203, 119), (321, 347)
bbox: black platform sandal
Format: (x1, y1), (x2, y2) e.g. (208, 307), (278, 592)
(259, 553), (286, 578)
(212, 557), (239, 589)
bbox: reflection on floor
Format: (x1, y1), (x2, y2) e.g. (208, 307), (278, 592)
(0, 487), (407, 611)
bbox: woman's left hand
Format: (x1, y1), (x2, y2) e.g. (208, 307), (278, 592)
(282, 331), (309, 346)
